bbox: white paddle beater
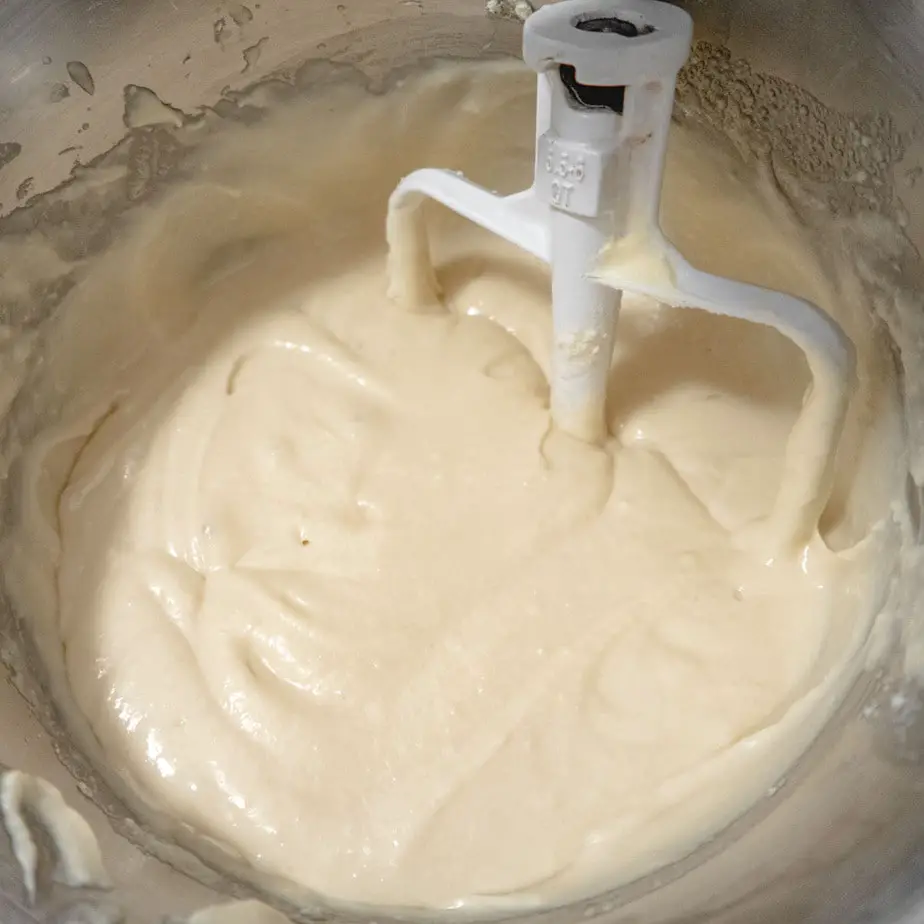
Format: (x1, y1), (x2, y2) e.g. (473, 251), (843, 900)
(386, 0), (855, 549)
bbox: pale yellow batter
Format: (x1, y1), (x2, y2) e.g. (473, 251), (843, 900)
(0, 62), (908, 909)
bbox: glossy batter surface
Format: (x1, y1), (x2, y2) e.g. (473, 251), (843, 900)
(2, 63), (905, 908)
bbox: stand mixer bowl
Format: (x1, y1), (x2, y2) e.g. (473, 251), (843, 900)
(0, 0), (922, 921)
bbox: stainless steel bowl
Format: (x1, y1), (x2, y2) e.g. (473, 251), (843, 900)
(0, 1), (922, 921)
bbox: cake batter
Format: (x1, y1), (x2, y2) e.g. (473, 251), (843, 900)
(0, 62), (907, 909)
